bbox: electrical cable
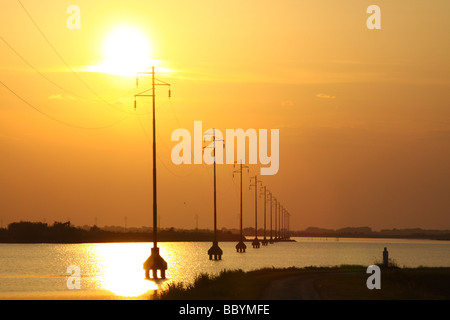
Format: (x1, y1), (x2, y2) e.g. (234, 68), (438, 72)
(169, 99), (181, 128)
(0, 34), (136, 104)
(16, 0), (146, 116)
(134, 98), (197, 178)
(0, 79), (129, 130)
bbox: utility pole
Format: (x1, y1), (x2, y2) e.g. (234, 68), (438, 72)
(136, 66), (170, 280)
(249, 175), (261, 249)
(278, 202), (281, 241)
(284, 208), (288, 240)
(286, 211), (291, 240)
(260, 186), (268, 246)
(288, 211), (291, 239)
(268, 192), (274, 244)
(280, 204), (283, 240)
(233, 161), (248, 253)
(284, 210), (287, 240)
(280, 205), (284, 240)
(205, 128), (223, 260)
(273, 198), (278, 241)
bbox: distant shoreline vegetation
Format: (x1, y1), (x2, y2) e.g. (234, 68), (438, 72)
(290, 226), (450, 241)
(0, 221), (242, 243)
(0, 221), (449, 243)
(157, 265), (450, 300)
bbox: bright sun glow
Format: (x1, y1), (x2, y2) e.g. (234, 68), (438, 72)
(87, 26), (154, 76)
(93, 243), (159, 298)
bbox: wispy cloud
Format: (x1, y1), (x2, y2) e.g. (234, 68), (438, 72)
(316, 93), (336, 99)
(281, 100), (294, 107)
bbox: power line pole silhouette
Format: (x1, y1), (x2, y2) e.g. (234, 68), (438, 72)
(284, 208), (288, 240)
(204, 128), (223, 260)
(277, 201), (281, 241)
(279, 203), (283, 240)
(135, 66), (170, 280)
(289, 211), (291, 239)
(260, 185), (268, 246)
(284, 207), (287, 240)
(280, 205), (284, 240)
(233, 161), (249, 253)
(268, 191), (274, 244)
(249, 175), (262, 249)
(288, 211), (291, 239)
(273, 197), (278, 241)
(286, 210), (291, 240)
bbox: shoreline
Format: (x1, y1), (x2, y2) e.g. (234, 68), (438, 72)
(157, 265), (450, 300)
(2, 236), (450, 244)
(2, 222), (450, 243)
(3, 265), (448, 300)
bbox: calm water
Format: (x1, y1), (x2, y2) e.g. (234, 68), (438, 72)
(1, 237), (449, 299)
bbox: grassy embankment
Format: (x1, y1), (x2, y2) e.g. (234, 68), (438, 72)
(157, 265), (450, 300)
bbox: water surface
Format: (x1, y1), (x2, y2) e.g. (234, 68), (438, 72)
(1, 237), (449, 299)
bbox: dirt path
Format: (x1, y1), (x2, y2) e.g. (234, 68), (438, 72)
(260, 274), (322, 300)
(260, 271), (357, 300)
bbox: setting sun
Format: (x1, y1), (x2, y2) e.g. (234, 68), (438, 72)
(87, 25), (153, 76)
(1, 0), (450, 304)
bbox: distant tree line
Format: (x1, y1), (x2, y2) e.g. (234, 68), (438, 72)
(289, 226), (450, 240)
(0, 221), (242, 243)
(223, 226), (450, 240)
(1, 222), (448, 243)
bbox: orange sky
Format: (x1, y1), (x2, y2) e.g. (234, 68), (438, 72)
(1, 0), (449, 231)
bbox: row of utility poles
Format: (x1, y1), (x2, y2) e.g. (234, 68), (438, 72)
(233, 162), (291, 254)
(206, 135), (291, 258)
(135, 68), (291, 280)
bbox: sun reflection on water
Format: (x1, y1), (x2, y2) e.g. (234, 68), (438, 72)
(88, 242), (220, 299)
(2, 239), (449, 299)
(91, 243), (159, 298)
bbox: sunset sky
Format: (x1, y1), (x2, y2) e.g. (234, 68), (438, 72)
(1, 0), (449, 231)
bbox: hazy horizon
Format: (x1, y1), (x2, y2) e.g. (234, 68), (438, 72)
(3, 219), (450, 234)
(1, 1), (449, 232)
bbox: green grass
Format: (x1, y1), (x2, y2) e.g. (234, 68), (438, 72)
(158, 268), (294, 300)
(156, 265), (365, 300)
(156, 266), (450, 300)
(315, 267), (450, 299)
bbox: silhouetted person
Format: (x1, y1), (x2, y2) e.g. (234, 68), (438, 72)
(383, 247), (389, 267)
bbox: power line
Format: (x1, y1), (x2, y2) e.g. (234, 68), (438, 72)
(0, 34), (136, 104)
(16, 0), (93, 92)
(134, 105), (197, 178)
(16, 0), (145, 116)
(0, 79), (129, 130)
(169, 99), (181, 128)
(0, 35), (79, 98)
